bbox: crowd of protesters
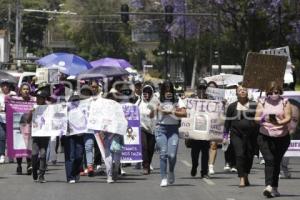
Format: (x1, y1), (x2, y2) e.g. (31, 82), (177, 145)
(0, 71), (298, 198)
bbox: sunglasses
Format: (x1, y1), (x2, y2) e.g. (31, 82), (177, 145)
(267, 91), (280, 95)
(121, 90), (132, 96)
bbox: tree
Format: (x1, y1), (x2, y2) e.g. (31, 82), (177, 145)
(57, 0), (134, 60)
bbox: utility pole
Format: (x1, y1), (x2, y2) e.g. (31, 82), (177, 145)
(217, 4), (221, 74)
(15, 0), (22, 69)
(7, 3), (11, 46)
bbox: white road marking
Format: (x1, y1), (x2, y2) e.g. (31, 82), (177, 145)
(181, 160), (192, 167)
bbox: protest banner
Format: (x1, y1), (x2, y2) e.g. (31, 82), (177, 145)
(31, 103), (68, 137)
(284, 140), (300, 157)
(206, 87), (225, 101)
(5, 97), (35, 158)
(243, 52), (287, 90)
(206, 87), (237, 104)
(260, 46), (291, 62)
(87, 98), (128, 135)
(179, 98), (225, 141)
(67, 98), (93, 135)
(121, 103), (142, 163)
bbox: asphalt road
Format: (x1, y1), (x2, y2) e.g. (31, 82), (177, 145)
(0, 141), (299, 200)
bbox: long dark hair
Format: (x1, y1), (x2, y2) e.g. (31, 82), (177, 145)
(160, 80), (175, 103)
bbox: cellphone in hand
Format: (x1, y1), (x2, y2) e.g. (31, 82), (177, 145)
(269, 114), (277, 123)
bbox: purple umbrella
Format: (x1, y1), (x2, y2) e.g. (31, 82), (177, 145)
(90, 57), (132, 69)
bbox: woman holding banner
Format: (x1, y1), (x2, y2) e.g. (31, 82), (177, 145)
(255, 81), (292, 198)
(223, 85), (258, 187)
(155, 81), (187, 187)
(15, 83), (35, 175)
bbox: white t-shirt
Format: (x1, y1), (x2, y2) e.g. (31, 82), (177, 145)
(157, 98), (186, 125)
(0, 91), (17, 123)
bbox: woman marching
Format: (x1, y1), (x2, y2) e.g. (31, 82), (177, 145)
(223, 85), (258, 187)
(255, 81), (292, 198)
(155, 80), (187, 187)
(15, 83), (35, 175)
(137, 83), (157, 175)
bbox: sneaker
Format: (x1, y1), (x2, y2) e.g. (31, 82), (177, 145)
(190, 166), (197, 177)
(283, 171), (292, 179)
(16, 166), (22, 175)
(51, 160), (57, 165)
(150, 165), (154, 171)
(260, 159), (265, 165)
(68, 180), (76, 184)
(201, 174), (211, 179)
(38, 174), (46, 183)
(272, 187), (281, 197)
(27, 166), (32, 175)
(224, 163), (231, 171)
(107, 176), (114, 183)
(230, 167), (237, 173)
(0, 155), (5, 164)
(208, 164), (215, 175)
(263, 185), (273, 198)
(168, 172), (175, 184)
(121, 168), (126, 175)
(160, 178), (168, 187)
(87, 165), (94, 177)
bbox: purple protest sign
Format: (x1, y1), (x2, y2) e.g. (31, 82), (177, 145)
(5, 97), (35, 158)
(121, 103), (142, 163)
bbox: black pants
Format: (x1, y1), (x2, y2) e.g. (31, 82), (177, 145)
(94, 138), (102, 166)
(230, 133), (255, 177)
(64, 135), (84, 182)
(190, 140), (210, 176)
(257, 133), (290, 187)
(224, 142), (236, 167)
(16, 157), (31, 167)
(141, 130), (156, 170)
(32, 137), (50, 178)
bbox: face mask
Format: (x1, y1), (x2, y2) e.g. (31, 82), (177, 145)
(165, 93), (173, 100)
(270, 94), (280, 101)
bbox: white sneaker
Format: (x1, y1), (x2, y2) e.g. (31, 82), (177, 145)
(209, 164), (215, 175)
(96, 165), (101, 171)
(150, 165), (154, 171)
(107, 176), (114, 183)
(260, 159), (265, 165)
(168, 172), (175, 184)
(263, 185), (274, 198)
(230, 167), (237, 173)
(68, 180), (76, 184)
(272, 187), (281, 197)
(0, 155), (5, 164)
(160, 178), (168, 187)
(121, 168), (126, 175)
(224, 163), (230, 171)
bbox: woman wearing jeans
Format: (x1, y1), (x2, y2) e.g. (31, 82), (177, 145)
(155, 81), (186, 187)
(255, 81), (292, 198)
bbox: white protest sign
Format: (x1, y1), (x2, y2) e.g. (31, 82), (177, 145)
(36, 68), (60, 84)
(68, 98), (93, 135)
(87, 98), (128, 135)
(32, 103), (68, 137)
(206, 87), (225, 101)
(206, 87), (237, 105)
(284, 140), (300, 157)
(260, 46), (291, 62)
(179, 99), (225, 141)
